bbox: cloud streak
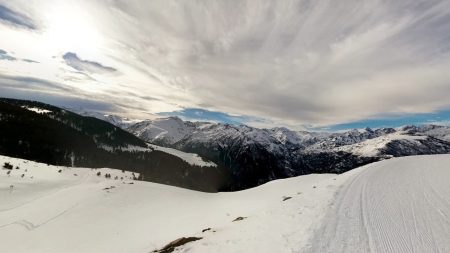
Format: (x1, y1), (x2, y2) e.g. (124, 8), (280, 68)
(0, 49), (15, 61)
(63, 52), (117, 74)
(0, 49), (39, 63)
(158, 108), (257, 125)
(1, 0), (450, 128)
(0, 4), (36, 29)
(0, 74), (73, 93)
(102, 0), (450, 126)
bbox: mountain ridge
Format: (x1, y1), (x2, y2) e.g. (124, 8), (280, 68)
(0, 98), (228, 192)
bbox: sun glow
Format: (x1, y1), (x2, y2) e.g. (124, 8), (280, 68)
(41, 2), (104, 57)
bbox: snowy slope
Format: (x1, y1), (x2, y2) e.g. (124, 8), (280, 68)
(334, 131), (427, 157)
(0, 98), (225, 192)
(147, 144), (216, 167)
(114, 144), (217, 167)
(127, 117), (198, 145)
(1, 154), (449, 252)
(21, 106), (52, 114)
(306, 154), (450, 253)
(0, 155), (351, 253)
(60, 110), (216, 168)
(407, 125), (450, 142)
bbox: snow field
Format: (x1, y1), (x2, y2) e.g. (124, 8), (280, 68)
(306, 154), (450, 253)
(2, 154), (449, 253)
(0, 155), (349, 253)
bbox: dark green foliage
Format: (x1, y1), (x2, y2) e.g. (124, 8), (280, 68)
(177, 142), (379, 191)
(0, 98), (230, 192)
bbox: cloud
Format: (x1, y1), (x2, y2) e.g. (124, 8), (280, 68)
(158, 108), (256, 125)
(0, 86), (117, 114)
(63, 52), (117, 74)
(21, 59), (39, 63)
(318, 108), (450, 131)
(1, 0), (450, 128)
(0, 49), (40, 63)
(0, 49), (16, 61)
(0, 4), (36, 29)
(101, 0), (450, 127)
(0, 73), (121, 115)
(0, 74), (73, 92)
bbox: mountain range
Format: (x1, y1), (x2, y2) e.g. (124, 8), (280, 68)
(82, 110), (450, 190)
(1, 98), (449, 191)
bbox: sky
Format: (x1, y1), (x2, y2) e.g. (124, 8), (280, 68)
(0, 0), (450, 130)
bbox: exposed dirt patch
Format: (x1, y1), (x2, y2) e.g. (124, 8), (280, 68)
(282, 196), (292, 201)
(153, 236), (202, 253)
(232, 216), (247, 222)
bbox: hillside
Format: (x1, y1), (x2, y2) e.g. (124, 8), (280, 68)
(1, 154), (449, 252)
(0, 154), (350, 253)
(0, 98), (227, 192)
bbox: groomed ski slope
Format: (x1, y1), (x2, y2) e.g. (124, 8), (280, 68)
(306, 154), (450, 253)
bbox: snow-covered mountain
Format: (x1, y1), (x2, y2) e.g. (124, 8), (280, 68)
(120, 117), (450, 190)
(126, 116), (201, 145)
(59, 110), (450, 190)
(67, 108), (143, 129)
(124, 117), (450, 157)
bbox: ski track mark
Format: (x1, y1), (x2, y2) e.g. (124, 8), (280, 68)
(305, 155), (450, 253)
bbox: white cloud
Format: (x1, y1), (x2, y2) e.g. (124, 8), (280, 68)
(1, 0), (450, 128)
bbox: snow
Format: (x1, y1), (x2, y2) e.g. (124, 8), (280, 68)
(306, 154), (450, 253)
(103, 114), (143, 128)
(97, 143), (216, 167)
(2, 154), (449, 252)
(128, 117), (193, 145)
(334, 131), (427, 156)
(148, 144), (217, 167)
(21, 106), (52, 114)
(0, 154), (349, 253)
(270, 127), (324, 145)
(415, 125), (450, 142)
(67, 109), (143, 129)
(95, 143), (216, 168)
